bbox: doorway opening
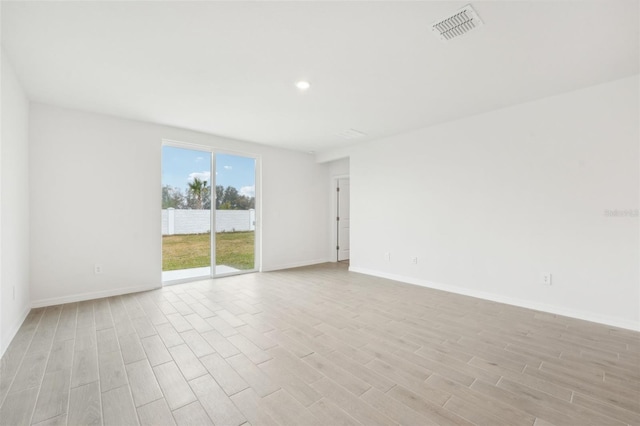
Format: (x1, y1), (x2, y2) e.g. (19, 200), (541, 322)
(336, 177), (350, 262)
(161, 142), (258, 283)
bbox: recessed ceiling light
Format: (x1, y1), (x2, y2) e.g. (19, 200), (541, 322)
(295, 80), (311, 91)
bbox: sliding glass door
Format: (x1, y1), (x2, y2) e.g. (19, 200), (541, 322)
(161, 142), (257, 282)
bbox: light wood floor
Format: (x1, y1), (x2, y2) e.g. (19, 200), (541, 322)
(1, 263), (638, 426)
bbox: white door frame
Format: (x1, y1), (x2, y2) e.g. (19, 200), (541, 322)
(161, 139), (262, 284)
(331, 174), (349, 262)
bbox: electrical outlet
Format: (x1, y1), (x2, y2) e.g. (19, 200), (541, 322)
(94, 264), (103, 275)
(411, 257), (418, 264)
(384, 252), (391, 262)
(540, 273), (552, 286)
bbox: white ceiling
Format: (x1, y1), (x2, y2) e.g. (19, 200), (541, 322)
(2, 1), (638, 153)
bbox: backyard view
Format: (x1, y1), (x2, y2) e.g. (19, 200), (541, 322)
(162, 231), (255, 271)
(162, 146), (256, 278)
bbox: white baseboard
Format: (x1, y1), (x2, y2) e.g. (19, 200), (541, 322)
(31, 284), (161, 309)
(0, 304), (31, 358)
(262, 258), (331, 272)
(349, 266), (640, 332)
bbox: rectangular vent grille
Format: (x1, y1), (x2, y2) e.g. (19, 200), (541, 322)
(337, 128), (367, 140)
(431, 4), (483, 41)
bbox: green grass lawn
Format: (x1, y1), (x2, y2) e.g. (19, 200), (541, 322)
(162, 232), (255, 271)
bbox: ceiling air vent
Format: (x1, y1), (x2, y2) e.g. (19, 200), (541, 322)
(337, 129), (367, 140)
(431, 4), (483, 41)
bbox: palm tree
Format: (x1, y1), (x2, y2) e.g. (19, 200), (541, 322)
(188, 177), (208, 210)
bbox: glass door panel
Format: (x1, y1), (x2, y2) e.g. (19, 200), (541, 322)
(162, 145), (212, 281)
(214, 153), (256, 274)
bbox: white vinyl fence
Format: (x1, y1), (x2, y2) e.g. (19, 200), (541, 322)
(162, 209), (255, 235)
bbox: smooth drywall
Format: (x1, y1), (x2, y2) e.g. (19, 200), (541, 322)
(29, 104), (329, 306)
(346, 75), (639, 330)
(328, 157), (349, 178)
(1, 48), (31, 355)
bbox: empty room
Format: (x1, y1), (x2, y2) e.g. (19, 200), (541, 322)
(1, 1), (638, 425)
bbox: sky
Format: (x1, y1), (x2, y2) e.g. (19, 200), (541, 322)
(162, 146), (256, 197)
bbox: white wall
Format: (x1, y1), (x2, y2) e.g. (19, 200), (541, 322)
(342, 75), (639, 330)
(1, 48), (31, 355)
(328, 157), (349, 178)
(260, 144), (329, 271)
(29, 104), (330, 306)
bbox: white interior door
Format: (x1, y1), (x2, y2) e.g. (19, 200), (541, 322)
(337, 178), (350, 261)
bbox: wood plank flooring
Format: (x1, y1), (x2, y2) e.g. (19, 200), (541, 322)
(1, 263), (638, 425)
